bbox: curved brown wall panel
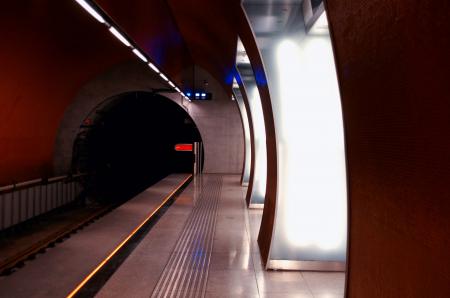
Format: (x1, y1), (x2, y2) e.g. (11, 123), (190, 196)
(0, 2), (131, 185)
(326, 0), (450, 296)
(236, 6), (278, 263)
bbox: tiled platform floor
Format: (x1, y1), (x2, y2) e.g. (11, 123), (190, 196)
(99, 174), (345, 298)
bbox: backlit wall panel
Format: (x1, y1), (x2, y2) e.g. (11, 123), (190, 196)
(244, 81), (267, 206)
(243, 4), (348, 269)
(268, 32), (347, 264)
(233, 85), (251, 186)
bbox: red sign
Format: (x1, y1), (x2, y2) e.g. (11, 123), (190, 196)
(175, 144), (193, 152)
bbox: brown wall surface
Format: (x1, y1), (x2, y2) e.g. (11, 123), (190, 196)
(326, 0), (450, 296)
(0, 2), (131, 185)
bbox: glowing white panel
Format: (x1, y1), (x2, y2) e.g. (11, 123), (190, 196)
(244, 81), (267, 206)
(75, 0), (105, 23)
(233, 83), (252, 186)
(109, 26), (131, 47)
(246, 8), (347, 268)
(270, 35), (347, 262)
(236, 39), (267, 207)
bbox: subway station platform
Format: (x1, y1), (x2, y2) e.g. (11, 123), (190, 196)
(0, 174), (343, 298)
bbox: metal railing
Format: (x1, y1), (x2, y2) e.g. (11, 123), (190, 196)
(0, 174), (87, 231)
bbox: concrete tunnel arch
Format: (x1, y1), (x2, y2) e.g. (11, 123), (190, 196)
(53, 61), (244, 178)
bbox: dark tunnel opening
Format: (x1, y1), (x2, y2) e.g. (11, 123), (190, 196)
(72, 91), (202, 202)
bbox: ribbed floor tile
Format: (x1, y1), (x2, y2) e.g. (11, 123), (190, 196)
(151, 176), (222, 298)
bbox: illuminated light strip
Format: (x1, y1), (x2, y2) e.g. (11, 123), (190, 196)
(66, 174), (192, 298)
(132, 49), (147, 62)
(108, 26), (131, 47)
(148, 62), (160, 73)
(74, 0), (181, 97)
(75, 0), (105, 23)
(159, 73), (168, 81)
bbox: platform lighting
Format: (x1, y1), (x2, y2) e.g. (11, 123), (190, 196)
(108, 26), (131, 47)
(132, 49), (147, 62)
(195, 93), (200, 97)
(75, 0), (105, 23)
(74, 0), (179, 102)
(148, 62), (160, 73)
(201, 93), (206, 97)
(159, 73), (168, 81)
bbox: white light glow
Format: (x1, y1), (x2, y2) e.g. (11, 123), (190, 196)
(175, 87), (181, 92)
(109, 26), (131, 47)
(274, 33), (347, 253)
(309, 12), (329, 35)
(247, 84), (267, 205)
(75, 0), (105, 23)
(132, 49), (147, 62)
(168, 81), (175, 88)
(159, 73), (168, 81)
(148, 63), (160, 73)
(233, 83), (251, 185)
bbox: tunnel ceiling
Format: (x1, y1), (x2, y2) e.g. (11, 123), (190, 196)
(96, 0), (242, 94)
(0, 0), (244, 184)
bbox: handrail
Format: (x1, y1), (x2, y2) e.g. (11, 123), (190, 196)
(0, 173), (88, 195)
(0, 173), (89, 231)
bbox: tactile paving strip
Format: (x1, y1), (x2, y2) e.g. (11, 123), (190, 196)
(151, 175), (222, 298)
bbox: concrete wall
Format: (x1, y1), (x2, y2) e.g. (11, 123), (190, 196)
(164, 67), (244, 174)
(53, 61), (243, 175)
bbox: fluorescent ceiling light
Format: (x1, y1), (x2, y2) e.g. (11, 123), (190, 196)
(75, 0), (105, 23)
(132, 49), (147, 62)
(148, 63), (160, 73)
(109, 26), (131, 47)
(168, 81), (175, 88)
(175, 87), (181, 92)
(159, 73), (168, 81)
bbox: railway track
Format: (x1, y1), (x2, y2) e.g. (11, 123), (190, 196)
(0, 204), (115, 275)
